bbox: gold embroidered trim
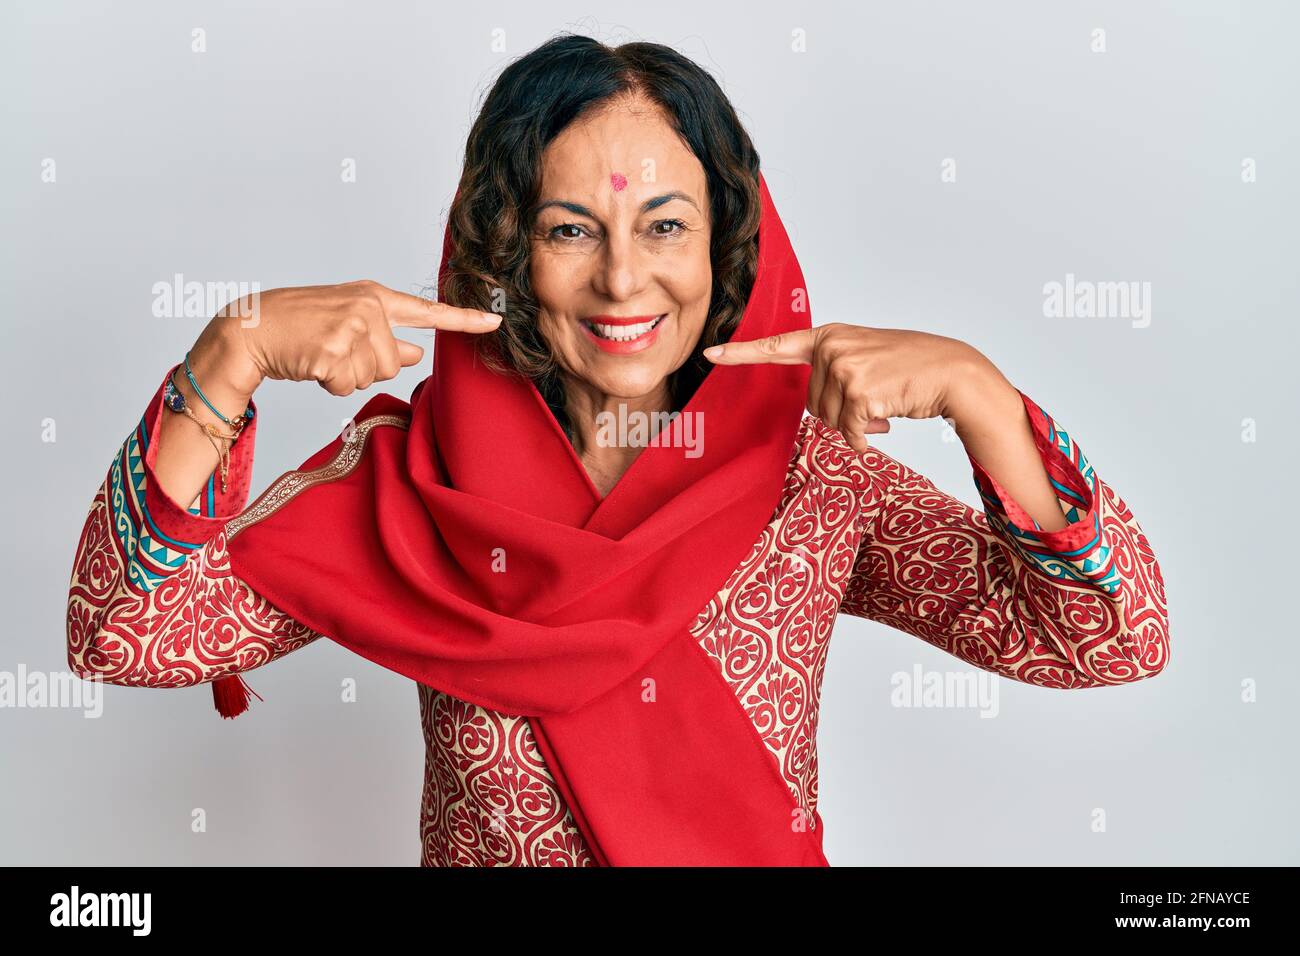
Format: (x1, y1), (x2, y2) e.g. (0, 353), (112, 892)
(224, 413), (411, 540)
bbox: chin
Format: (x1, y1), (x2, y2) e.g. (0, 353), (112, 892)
(580, 362), (674, 400)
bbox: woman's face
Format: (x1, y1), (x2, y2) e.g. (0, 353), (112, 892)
(529, 96), (713, 403)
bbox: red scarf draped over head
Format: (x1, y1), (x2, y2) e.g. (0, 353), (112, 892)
(223, 171), (828, 866)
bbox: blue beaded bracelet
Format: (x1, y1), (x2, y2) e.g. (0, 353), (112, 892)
(167, 352), (254, 425)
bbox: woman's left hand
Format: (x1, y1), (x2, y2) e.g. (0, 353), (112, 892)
(702, 323), (1004, 453)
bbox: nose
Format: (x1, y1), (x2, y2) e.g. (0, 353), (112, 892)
(591, 228), (649, 303)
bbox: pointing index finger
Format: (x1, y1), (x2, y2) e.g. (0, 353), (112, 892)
(379, 287), (502, 333)
(702, 328), (817, 365)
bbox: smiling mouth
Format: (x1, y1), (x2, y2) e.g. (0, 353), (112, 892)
(580, 314), (666, 342)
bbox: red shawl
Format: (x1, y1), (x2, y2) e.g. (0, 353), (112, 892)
(221, 171), (828, 866)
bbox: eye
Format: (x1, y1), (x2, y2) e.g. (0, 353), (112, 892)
(548, 223), (591, 241)
(651, 218), (687, 237)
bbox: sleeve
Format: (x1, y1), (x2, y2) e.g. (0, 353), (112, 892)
(65, 366), (323, 689)
(838, 387), (1169, 688)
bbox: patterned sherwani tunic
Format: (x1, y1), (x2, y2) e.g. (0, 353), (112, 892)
(66, 370), (1170, 865)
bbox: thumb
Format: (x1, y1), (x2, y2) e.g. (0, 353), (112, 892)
(396, 339), (425, 367)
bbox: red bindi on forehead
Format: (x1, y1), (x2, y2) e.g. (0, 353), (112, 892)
(610, 172), (628, 192)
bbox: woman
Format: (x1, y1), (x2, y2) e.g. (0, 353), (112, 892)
(65, 34), (1169, 866)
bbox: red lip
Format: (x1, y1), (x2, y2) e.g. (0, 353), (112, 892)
(578, 314), (666, 355)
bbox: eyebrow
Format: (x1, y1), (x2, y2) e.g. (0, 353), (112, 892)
(533, 190), (700, 220)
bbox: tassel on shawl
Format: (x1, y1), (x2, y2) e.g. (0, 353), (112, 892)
(212, 674), (262, 719)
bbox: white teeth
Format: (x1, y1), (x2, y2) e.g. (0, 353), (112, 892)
(587, 315), (663, 341)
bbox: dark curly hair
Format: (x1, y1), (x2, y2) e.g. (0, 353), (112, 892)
(438, 32), (762, 445)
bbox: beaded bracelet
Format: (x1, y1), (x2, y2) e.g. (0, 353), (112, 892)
(163, 364), (251, 494)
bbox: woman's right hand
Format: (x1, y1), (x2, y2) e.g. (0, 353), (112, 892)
(154, 280), (499, 511)
(200, 279), (501, 398)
